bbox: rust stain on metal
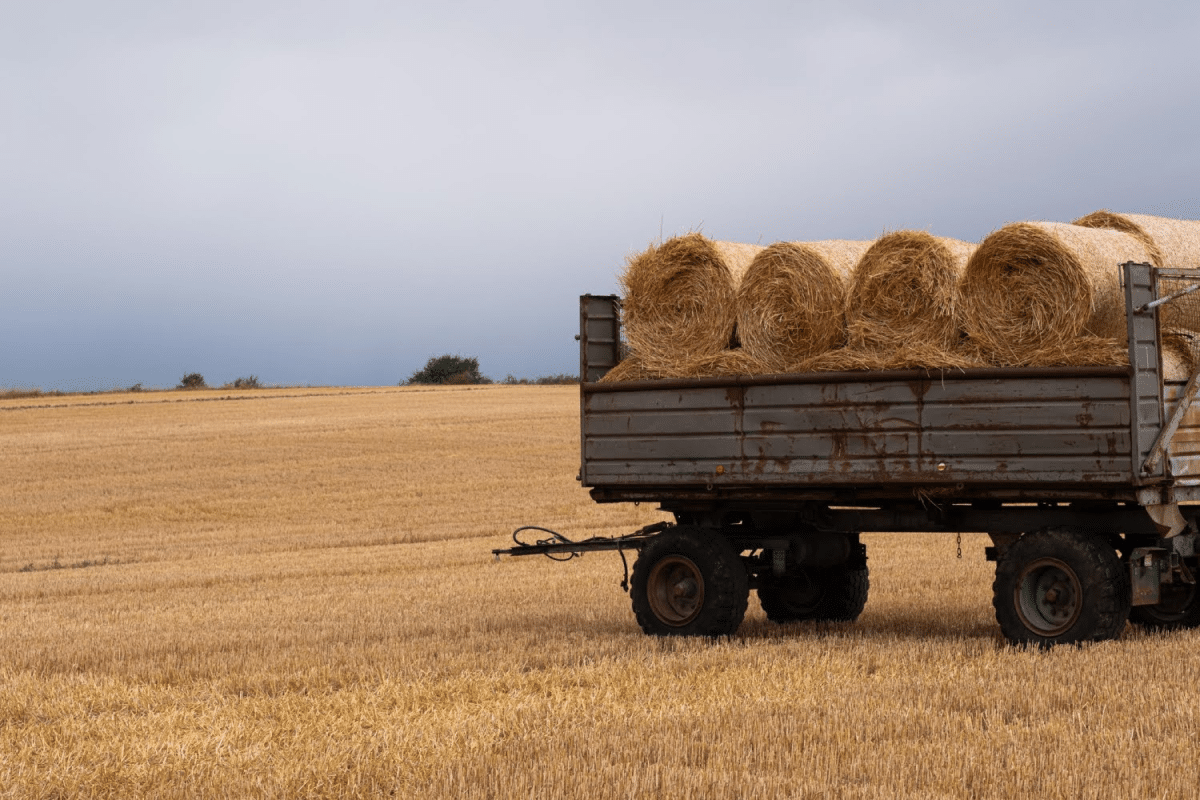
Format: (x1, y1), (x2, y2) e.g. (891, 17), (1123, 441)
(830, 431), (849, 471)
(906, 378), (932, 400)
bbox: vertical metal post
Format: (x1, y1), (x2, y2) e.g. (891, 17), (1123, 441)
(579, 295), (621, 488)
(1124, 262), (1166, 484)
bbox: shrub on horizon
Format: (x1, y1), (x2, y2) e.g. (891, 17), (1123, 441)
(405, 355), (491, 385)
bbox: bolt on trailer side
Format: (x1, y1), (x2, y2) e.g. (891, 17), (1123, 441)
(501, 263), (1200, 644)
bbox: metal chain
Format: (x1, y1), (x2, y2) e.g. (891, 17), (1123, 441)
(956, 532), (962, 559)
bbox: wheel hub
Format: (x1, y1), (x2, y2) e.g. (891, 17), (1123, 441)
(1015, 557), (1082, 637)
(647, 555), (705, 626)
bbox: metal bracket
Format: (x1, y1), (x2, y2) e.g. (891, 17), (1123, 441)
(1138, 282), (1200, 313)
(1130, 547), (1168, 606)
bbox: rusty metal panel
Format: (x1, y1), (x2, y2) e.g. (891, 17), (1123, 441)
(582, 456), (1135, 485)
(582, 371), (1136, 490)
(586, 408), (743, 437)
(588, 386), (744, 413)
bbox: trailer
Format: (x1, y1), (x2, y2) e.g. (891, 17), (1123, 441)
(495, 262), (1200, 645)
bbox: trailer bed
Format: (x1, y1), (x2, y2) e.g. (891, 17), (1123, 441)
(578, 263), (1200, 512)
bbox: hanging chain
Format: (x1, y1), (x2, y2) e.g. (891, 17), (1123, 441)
(956, 531), (962, 559)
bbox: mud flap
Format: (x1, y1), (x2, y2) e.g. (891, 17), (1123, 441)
(1145, 503), (1188, 538)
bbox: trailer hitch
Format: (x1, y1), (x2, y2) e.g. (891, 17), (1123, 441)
(493, 522), (671, 593)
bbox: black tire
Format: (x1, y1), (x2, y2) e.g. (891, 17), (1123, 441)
(1129, 580), (1200, 631)
(630, 526), (749, 637)
(993, 528), (1130, 646)
(758, 566), (869, 623)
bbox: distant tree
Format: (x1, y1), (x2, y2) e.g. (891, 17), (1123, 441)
(405, 355), (491, 385)
(502, 373), (578, 385)
(231, 376), (261, 389)
(533, 373), (578, 385)
(178, 373), (207, 389)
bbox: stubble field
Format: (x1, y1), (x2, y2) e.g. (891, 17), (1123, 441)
(2, 385), (1199, 798)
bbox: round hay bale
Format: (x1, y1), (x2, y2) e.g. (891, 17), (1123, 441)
(846, 231), (974, 353)
(597, 355), (657, 383)
(676, 349), (774, 379)
(1162, 328), (1199, 382)
(597, 349), (772, 382)
(795, 342), (981, 373)
(619, 234), (763, 371)
(1071, 211), (1165, 267)
(1163, 332), (1196, 382)
(963, 336), (1128, 368)
(959, 222), (1153, 365)
(1072, 211), (1200, 269)
(1073, 212), (1200, 335)
(735, 240), (870, 371)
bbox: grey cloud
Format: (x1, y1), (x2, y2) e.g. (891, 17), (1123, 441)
(1, 1), (1198, 389)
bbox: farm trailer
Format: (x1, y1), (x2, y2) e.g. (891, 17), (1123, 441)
(496, 262), (1200, 646)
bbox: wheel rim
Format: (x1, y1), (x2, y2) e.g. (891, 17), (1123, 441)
(1015, 557), (1082, 636)
(1143, 582), (1197, 622)
(647, 555), (705, 626)
(763, 571), (822, 615)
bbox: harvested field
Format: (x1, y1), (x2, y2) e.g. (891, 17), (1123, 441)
(960, 222), (1153, 366)
(4, 386), (1200, 797)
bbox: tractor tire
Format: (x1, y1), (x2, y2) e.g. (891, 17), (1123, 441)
(1129, 580), (1200, 631)
(993, 527), (1130, 646)
(758, 565), (869, 623)
(630, 526), (749, 637)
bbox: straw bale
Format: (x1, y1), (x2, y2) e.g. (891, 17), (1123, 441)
(597, 356), (658, 383)
(735, 240), (870, 371)
(619, 234), (764, 371)
(1073, 211), (1200, 269)
(966, 336), (1127, 368)
(846, 231), (974, 353)
(597, 349), (771, 383)
(1163, 329), (1199, 381)
(959, 222), (1152, 365)
(674, 349), (775, 378)
(1071, 211), (1165, 267)
(1126, 214), (1200, 269)
(1073, 212), (1200, 334)
(795, 342), (981, 373)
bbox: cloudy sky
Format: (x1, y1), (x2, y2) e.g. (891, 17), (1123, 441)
(2, 1), (1198, 390)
